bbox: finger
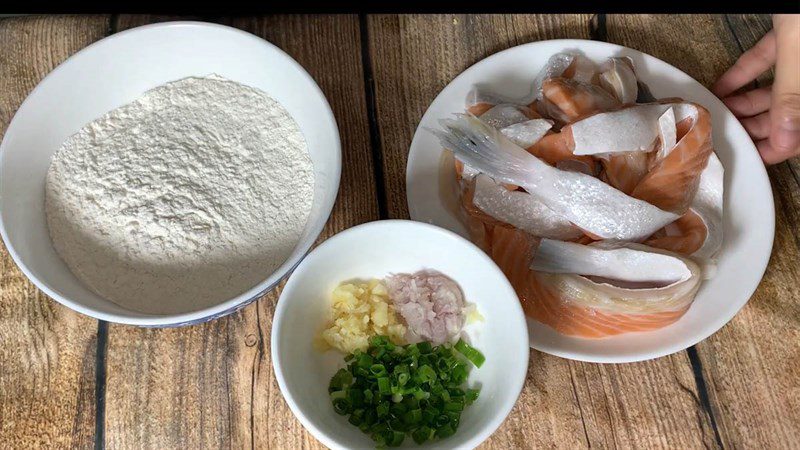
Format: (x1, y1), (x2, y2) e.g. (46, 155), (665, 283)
(741, 112), (772, 140)
(756, 139), (793, 165)
(712, 30), (777, 97)
(722, 86), (772, 118)
(769, 15), (800, 157)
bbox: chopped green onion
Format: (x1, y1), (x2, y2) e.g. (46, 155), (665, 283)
(435, 414), (451, 428)
(376, 402), (390, 418)
(349, 408), (365, 426)
(412, 390), (429, 401)
(466, 388), (480, 405)
(454, 339), (485, 368)
(397, 372), (410, 386)
(356, 353), (374, 368)
(329, 336), (484, 447)
(422, 408), (437, 425)
(446, 411), (461, 429)
(328, 369), (352, 391)
(444, 401), (464, 412)
(388, 431), (405, 447)
(436, 424), (456, 439)
(377, 377), (391, 395)
(417, 365), (436, 384)
(332, 397), (351, 415)
(349, 389), (365, 408)
(388, 418), (407, 432)
(403, 408), (422, 425)
(390, 402), (407, 417)
(370, 364), (387, 377)
(411, 425), (434, 444)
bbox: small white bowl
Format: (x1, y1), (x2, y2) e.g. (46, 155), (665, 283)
(0, 22), (341, 326)
(271, 220), (530, 450)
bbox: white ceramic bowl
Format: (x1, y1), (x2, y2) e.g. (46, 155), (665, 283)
(272, 220), (530, 449)
(406, 39), (775, 363)
(0, 22), (341, 326)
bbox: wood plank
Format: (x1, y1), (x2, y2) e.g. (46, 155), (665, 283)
(0, 15), (110, 450)
(607, 14), (800, 449)
(104, 15), (376, 449)
(367, 14), (596, 219)
(368, 14), (719, 449)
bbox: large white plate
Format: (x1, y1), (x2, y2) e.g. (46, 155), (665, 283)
(406, 39), (775, 363)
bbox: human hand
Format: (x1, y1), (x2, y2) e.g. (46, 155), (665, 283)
(712, 14), (800, 165)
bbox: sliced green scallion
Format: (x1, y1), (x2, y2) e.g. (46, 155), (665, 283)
(328, 336), (484, 447)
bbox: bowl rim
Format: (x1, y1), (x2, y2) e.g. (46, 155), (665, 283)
(0, 20), (342, 327)
(271, 219), (531, 450)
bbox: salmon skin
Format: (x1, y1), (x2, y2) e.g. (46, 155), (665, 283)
(490, 226), (701, 338)
(436, 52), (723, 339)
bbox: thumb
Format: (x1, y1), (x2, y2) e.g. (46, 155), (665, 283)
(768, 15), (800, 161)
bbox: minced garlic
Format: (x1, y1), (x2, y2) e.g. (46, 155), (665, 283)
(320, 279), (407, 353)
(464, 303), (485, 325)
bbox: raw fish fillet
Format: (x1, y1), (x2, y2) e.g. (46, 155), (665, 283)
(530, 238), (691, 284)
(430, 114), (679, 241)
(454, 103), (540, 191)
(501, 119), (554, 148)
(541, 77), (620, 123)
(444, 53), (724, 338)
(479, 104), (539, 129)
(645, 209), (707, 255)
(600, 151), (650, 194)
(472, 175), (582, 240)
(631, 103), (714, 214)
(644, 152), (724, 273)
(532, 52), (598, 100)
(598, 57), (639, 104)
(527, 131), (598, 175)
(490, 226), (702, 338)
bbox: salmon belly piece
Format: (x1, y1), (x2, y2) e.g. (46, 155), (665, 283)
(488, 226), (697, 338)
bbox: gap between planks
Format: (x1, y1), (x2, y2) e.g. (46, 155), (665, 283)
(359, 13), (390, 219)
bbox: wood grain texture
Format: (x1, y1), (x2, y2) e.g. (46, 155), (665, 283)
(367, 14), (595, 219)
(607, 14), (800, 449)
(367, 14), (719, 449)
(0, 15), (110, 450)
(1, 13), (798, 450)
(103, 14), (375, 449)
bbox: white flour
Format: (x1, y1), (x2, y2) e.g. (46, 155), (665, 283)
(45, 76), (314, 315)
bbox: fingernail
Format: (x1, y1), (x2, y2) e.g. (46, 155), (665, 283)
(774, 117), (800, 153)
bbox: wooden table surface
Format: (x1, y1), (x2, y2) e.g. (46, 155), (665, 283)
(0, 14), (797, 450)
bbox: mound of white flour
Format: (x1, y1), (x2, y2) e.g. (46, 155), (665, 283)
(45, 76), (314, 315)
